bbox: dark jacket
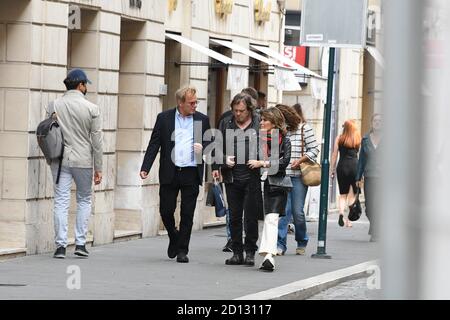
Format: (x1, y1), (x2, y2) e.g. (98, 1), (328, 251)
(141, 108), (211, 185)
(212, 113), (261, 184)
(356, 133), (381, 180)
(262, 134), (291, 216)
(266, 135), (291, 180)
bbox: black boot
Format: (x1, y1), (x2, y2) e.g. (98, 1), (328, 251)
(244, 251), (255, 266)
(225, 252), (244, 265)
(222, 239), (233, 252)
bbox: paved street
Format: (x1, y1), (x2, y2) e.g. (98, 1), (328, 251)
(0, 213), (379, 300)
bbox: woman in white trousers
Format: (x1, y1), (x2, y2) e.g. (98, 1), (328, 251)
(248, 107), (291, 271)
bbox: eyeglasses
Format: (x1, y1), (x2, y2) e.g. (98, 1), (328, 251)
(188, 101), (198, 107)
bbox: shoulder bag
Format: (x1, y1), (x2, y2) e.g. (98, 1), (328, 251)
(300, 124), (321, 186)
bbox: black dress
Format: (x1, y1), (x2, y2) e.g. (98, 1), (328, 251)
(336, 145), (358, 195)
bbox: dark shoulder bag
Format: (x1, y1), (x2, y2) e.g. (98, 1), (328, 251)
(348, 188), (362, 221)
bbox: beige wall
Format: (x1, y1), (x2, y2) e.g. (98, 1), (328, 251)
(0, 0), (285, 255)
(362, 0), (383, 134)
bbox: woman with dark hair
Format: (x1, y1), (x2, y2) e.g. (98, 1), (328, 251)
(292, 103), (305, 123)
(275, 104), (319, 256)
(248, 107), (291, 271)
(331, 120), (362, 228)
(356, 114), (382, 241)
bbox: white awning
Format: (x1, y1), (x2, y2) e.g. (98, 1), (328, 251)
(210, 39), (285, 68)
(274, 69), (302, 91)
(165, 33), (244, 66)
(211, 39), (300, 91)
(366, 46), (385, 69)
(251, 44), (325, 79)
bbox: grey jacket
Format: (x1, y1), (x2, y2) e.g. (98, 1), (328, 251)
(47, 90), (103, 172)
(356, 133), (380, 180)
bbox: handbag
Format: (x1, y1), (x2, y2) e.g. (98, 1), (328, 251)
(300, 124), (321, 186)
(348, 188), (362, 221)
(299, 161), (321, 186)
(267, 175), (293, 191)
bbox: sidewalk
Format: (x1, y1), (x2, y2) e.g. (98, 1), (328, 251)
(0, 213), (379, 300)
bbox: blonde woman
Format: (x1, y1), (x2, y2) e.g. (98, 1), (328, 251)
(331, 120), (361, 228)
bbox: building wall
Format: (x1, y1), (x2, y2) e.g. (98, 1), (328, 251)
(0, 0), (285, 255)
(362, 0), (383, 135)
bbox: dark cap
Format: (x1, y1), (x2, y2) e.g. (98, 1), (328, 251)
(65, 68), (92, 84)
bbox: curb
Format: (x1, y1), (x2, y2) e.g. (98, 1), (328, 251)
(234, 259), (380, 300)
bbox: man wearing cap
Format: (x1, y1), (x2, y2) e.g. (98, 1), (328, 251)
(48, 68), (103, 259)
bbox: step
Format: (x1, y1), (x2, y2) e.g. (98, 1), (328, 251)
(203, 221), (226, 228)
(113, 230), (142, 243)
(0, 248), (26, 261)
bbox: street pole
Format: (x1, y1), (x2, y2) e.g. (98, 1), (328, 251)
(311, 47), (335, 259)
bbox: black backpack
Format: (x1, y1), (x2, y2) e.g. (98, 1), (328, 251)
(36, 101), (64, 184)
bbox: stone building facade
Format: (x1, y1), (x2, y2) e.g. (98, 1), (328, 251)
(0, 0), (368, 257)
(0, 0), (287, 257)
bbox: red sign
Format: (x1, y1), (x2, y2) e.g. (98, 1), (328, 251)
(283, 46), (307, 67)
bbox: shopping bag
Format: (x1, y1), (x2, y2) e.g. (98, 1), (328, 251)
(212, 182), (228, 218)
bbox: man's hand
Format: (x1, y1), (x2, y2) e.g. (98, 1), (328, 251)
(140, 171), (149, 179)
(247, 160), (263, 169)
(356, 180), (363, 189)
(226, 156), (236, 168)
(194, 143), (203, 155)
(94, 171), (102, 185)
(212, 170), (220, 180)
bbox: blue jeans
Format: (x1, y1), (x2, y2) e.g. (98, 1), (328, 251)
(51, 164), (93, 248)
(277, 176), (309, 251)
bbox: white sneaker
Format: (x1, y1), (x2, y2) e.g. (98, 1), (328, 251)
(276, 248), (285, 256)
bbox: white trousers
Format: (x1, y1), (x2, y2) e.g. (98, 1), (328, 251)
(51, 164), (93, 248)
(258, 213), (279, 256)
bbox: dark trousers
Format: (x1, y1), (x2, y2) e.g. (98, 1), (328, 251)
(364, 177), (379, 238)
(225, 179), (259, 254)
(160, 167), (200, 255)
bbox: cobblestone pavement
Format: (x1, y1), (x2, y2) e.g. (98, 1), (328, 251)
(307, 277), (382, 300)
